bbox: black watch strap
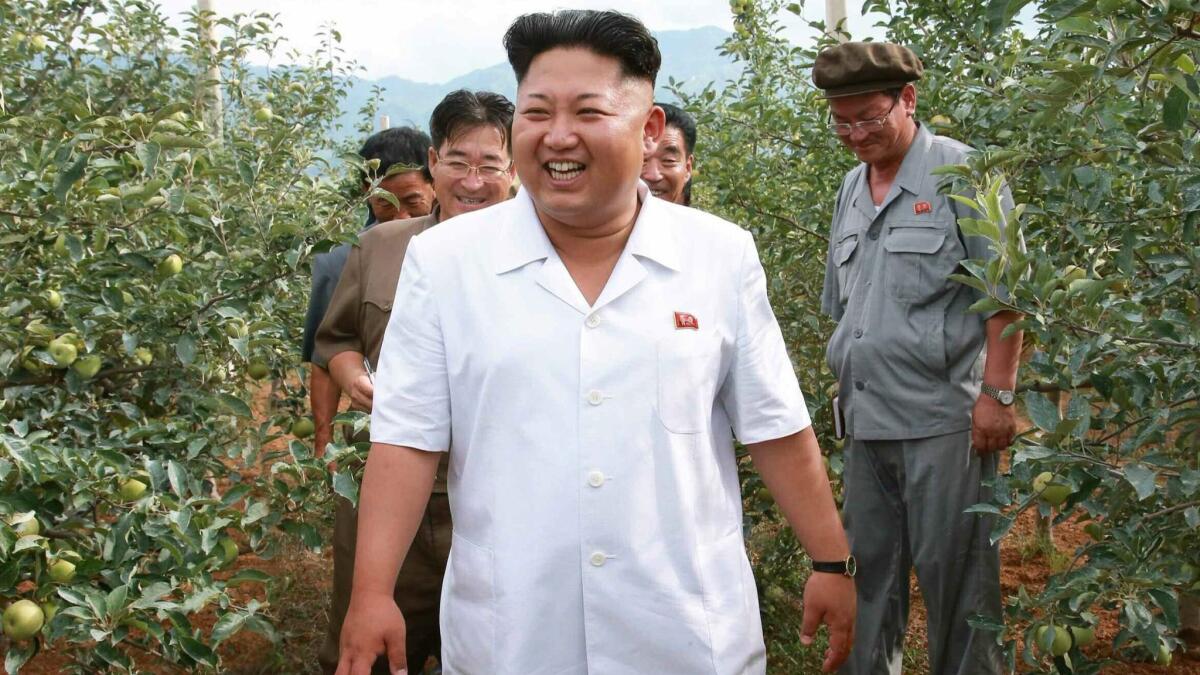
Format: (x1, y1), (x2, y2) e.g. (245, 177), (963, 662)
(812, 554), (857, 578)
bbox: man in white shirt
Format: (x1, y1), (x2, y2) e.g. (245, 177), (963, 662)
(335, 10), (855, 675)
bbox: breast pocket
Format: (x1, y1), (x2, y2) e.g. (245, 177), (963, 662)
(833, 231), (860, 305)
(657, 331), (723, 434)
(883, 223), (948, 302)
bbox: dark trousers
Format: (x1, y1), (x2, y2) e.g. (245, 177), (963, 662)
(839, 431), (1003, 675)
(319, 492), (452, 675)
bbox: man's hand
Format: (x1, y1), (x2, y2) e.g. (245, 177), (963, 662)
(800, 572), (857, 672)
(335, 591), (408, 675)
(971, 394), (1016, 454)
(347, 373), (374, 412)
(314, 426), (332, 459)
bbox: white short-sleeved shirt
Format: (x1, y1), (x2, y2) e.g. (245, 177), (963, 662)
(373, 183), (811, 675)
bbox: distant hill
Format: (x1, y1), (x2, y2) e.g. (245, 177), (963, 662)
(334, 26), (739, 138)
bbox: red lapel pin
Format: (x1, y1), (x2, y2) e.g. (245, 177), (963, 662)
(914, 201), (932, 215)
(674, 312), (698, 330)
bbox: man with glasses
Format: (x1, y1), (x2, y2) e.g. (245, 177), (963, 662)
(815, 42), (1021, 674)
(314, 89), (515, 675)
(641, 102), (696, 205)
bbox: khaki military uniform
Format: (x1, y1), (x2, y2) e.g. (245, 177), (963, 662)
(314, 211), (451, 675)
(821, 124), (1011, 675)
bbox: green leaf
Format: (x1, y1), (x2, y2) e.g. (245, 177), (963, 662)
(211, 610), (247, 643)
(226, 568), (271, 585)
(148, 132), (206, 149)
(1164, 86), (1189, 131)
(1024, 391), (1061, 432)
(333, 470), (359, 506)
(167, 459), (188, 497)
(217, 393), (251, 417)
(53, 154), (88, 202)
(4, 641), (34, 673)
(136, 142), (161, 175)
(1122, 464), (1157, 501)
(175, 335), (196, 365)
(177, 635), (217, 667)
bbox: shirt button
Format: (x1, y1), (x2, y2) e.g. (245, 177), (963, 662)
(855, 381), (865, 391)
(586, 390), (604, 406)
(585, 314), (601, 329)
(590, 552), (607, 567)
(588, 471), (605, 488)
(853, 328), (863, 338)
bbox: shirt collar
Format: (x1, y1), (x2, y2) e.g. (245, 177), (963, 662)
(892, 122), (932, 196)
(492, 181), (681, 274)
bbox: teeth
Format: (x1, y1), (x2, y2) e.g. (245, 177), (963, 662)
(548, 161), (583, 171)
(458, 197), (483, 204)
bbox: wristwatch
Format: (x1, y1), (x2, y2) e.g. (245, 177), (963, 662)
(980, 383), (1015, 406)
(812, 554), (857, 578)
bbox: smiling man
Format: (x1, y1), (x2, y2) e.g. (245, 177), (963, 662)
(641, 101), (696, 205)
(335, 11), (854, 675)
(815, 42), (1020, 675)
(316, 89), (515, 675)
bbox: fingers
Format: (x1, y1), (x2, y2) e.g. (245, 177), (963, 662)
(799, 600), (822, 646)
(385, 623), (408, 675)
(822, 614), (854, 672)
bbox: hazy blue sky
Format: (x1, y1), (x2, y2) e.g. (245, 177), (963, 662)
(155, 0), (885, 82)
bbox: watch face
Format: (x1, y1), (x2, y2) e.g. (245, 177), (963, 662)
(845, 555), (857, 578)
(1000, 391), (1015, 406)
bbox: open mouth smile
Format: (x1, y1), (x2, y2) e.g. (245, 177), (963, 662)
(546, 161), (585, 181)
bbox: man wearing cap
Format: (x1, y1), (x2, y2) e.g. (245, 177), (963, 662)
(814, 42), (1022, 674)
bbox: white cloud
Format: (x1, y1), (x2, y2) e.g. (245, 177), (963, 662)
(153, 0), (883, 83)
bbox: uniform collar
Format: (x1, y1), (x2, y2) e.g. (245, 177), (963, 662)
(852, 122), (931, 218)
(492, 181), (681, 274)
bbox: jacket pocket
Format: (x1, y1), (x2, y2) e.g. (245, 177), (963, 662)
(441, 533), (495, 674)
(883, 224), (947, 301)
(656, 331), (723, 434)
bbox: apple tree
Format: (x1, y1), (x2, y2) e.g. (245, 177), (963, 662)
(0, 1), (370, 671)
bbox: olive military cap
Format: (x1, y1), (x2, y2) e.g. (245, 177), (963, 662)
(812, 41), (924, 98)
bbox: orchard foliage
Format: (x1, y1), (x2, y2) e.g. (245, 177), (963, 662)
(685, 0), (1199, 671)
(0, 1), (371, 671)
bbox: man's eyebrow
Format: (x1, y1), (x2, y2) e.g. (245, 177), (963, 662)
(442, 148), (507, 162)
(659, 143), (684, 157)
(525, 92), (604, 102)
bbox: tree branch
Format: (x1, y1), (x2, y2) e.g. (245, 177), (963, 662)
(731, 196), (829, 243)
(175, 270), (292, 327)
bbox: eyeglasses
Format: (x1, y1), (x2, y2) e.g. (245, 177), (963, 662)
(827, 96), (899, 136)
(435, 152), (512, 182)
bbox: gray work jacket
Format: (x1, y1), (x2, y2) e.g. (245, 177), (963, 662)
(820, 124), (1014, 441)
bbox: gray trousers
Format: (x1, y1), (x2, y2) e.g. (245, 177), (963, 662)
(839, 430), (1003, 675)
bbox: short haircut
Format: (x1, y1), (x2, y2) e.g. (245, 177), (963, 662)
(657, 102), (697, 156)
(429, 90), (515, 155)
(358, 126), (432, 184)
(504, 10), (661, 86)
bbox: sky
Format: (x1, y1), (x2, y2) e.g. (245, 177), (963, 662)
(154, 0), (885, 83)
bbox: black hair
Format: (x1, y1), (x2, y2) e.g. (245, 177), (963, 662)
(429, 90), (515, 155)
(504, 10), (661, 86)
(656, 102), (697, 156)
(358, 126), (432, 185)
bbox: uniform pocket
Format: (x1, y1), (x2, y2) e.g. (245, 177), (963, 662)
(884, 224), (947, 301)
(656, 331), (723, 434)
(441, 533), (495, 673)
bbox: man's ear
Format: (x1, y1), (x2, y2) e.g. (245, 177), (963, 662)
(901, 83), (918, 118)
(643, 105), (667, 156)
(427, 145), (438, 172)
(684, 153), (694, 181)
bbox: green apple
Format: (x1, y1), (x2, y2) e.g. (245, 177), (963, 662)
(1033, 471), (1072, 506)
(224, 320), (248, 339)
(28, 34), (47, 51)
(9, 515), (40, 537)
(930, 114), (953, 127)
(157, 253), (183, 276)
(246, 360), (270, 381)
(1063, 265), (1086, 284)
(48, 559), (76, 583)
(1083, 522), (1105, 541)
(218, 537), (239, 566)
(118, 478), (148, 501)
(291, 418), (315, 439)
(1156, 642), (1172, 666)
(253, 106), (273, 123)
(48, 339), (78, 367)
(2, 599), (45, 640)
(133, 347), (153, 365)
(52, 233), (68, 256)
(43, 289), (63, 309)
(1069, 625), (1095, 648)
(72, 354), (103, 379)
(1036, 624), (1071, 656)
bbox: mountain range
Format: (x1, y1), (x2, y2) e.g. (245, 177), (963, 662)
(332, 26), (740, 138)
